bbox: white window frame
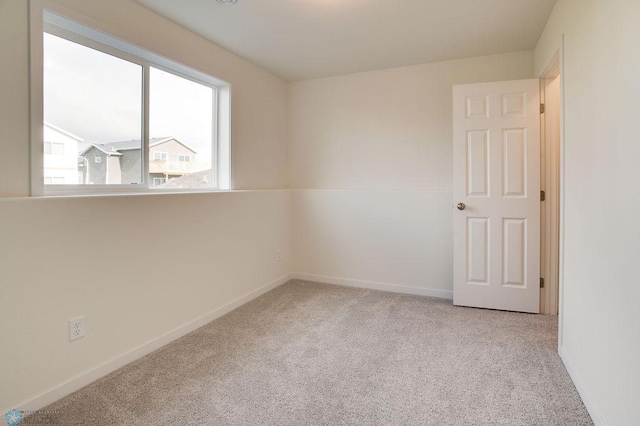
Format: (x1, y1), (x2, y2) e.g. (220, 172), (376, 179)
(153, 177), (167, 187)
(153, 152), (168, 161)
(30, 1), (233, 196)
(177, 154), (191, 162)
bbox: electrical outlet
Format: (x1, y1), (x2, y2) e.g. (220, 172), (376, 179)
(69, 316), (85, 342)
(276, 249), (282, 262)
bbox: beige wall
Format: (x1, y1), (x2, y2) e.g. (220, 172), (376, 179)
(0, 191), (292, 412)
(0, 0), (30, 197)
(289, 51), (533, 191)
(9, 0), (637, 422)
(0, 0), (291, 412)
(534, 1), (640, 424)
(290, 52), (534, 295)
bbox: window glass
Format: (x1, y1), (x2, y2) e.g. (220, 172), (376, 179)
(43, 33), (142, 185)
(153, 152), (168, 161)
(149, 67), (214, 189)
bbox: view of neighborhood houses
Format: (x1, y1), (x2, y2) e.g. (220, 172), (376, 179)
(44, 122), (212, 187)
(43, 32), (215, 189)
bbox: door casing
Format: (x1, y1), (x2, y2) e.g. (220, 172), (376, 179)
(540, 54), (562, 316)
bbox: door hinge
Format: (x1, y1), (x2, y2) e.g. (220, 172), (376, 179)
(541, 190), (546, 201)
(540, 277), (545, 288)
(540, 103), (545, 114)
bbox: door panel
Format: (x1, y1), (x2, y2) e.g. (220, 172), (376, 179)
(503, 129), (527, 197)
(467, 130), (490, 197)
(467, 217), (489, 284)
(503, 218), (526, 287)
(453, 79), (540, 313)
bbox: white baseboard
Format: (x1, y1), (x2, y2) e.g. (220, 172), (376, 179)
(559, 346), (606, 426)
(292, 272), (453, 300)
(15, 273), (293, 413)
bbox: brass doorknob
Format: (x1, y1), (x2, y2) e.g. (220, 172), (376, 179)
(457, 203), (466, 211)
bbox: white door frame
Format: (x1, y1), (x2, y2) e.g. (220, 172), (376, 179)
(539, 41), (565, 348)
(540, 53), (562, 316)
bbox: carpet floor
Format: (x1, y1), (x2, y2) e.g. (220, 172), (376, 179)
(28, 280), (592, 425)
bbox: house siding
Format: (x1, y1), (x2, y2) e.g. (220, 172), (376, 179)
(106, 156), (121, 184)
(83, 148), (108, 185)
(120, 149), (142, 184)
(150, 139), (197, 162)
(43, 124), (80, 184)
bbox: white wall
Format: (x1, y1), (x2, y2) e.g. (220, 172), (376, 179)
(290, 52), (533, 296)
(0, 0), (291, 412)
(535, 1), (640, 424)
(0, 191), (292, 412)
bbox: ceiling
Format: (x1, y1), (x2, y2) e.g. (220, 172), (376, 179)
(133, 0), (557, 81)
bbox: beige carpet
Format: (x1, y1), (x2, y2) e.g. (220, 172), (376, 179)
(27, 280), (592, 425)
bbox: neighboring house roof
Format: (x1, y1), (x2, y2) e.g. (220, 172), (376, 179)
(80, 144), (124, 156)
(44, 122), (84, 142)
(158, 169), (212, 189)
(150, 137), (198, 154)
(79, 137), (197, 156)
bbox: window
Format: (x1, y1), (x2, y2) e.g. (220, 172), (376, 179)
(32, 8), (231, 195)
(44, 142), (65, 156)
(153, 152), (168, 161)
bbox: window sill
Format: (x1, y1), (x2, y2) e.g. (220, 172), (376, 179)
(0, 188), (291, 201)
(40, 188), (245, 198)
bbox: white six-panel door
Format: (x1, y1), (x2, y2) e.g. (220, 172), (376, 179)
(453, 79), (540, 313)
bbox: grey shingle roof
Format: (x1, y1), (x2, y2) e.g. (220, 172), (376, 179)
(82, 144), (123, 156)
(101, 138), (172, 151)
(79, 137), (197, 155)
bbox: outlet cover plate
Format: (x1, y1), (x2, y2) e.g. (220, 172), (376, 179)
(69, 316), (85, 342)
